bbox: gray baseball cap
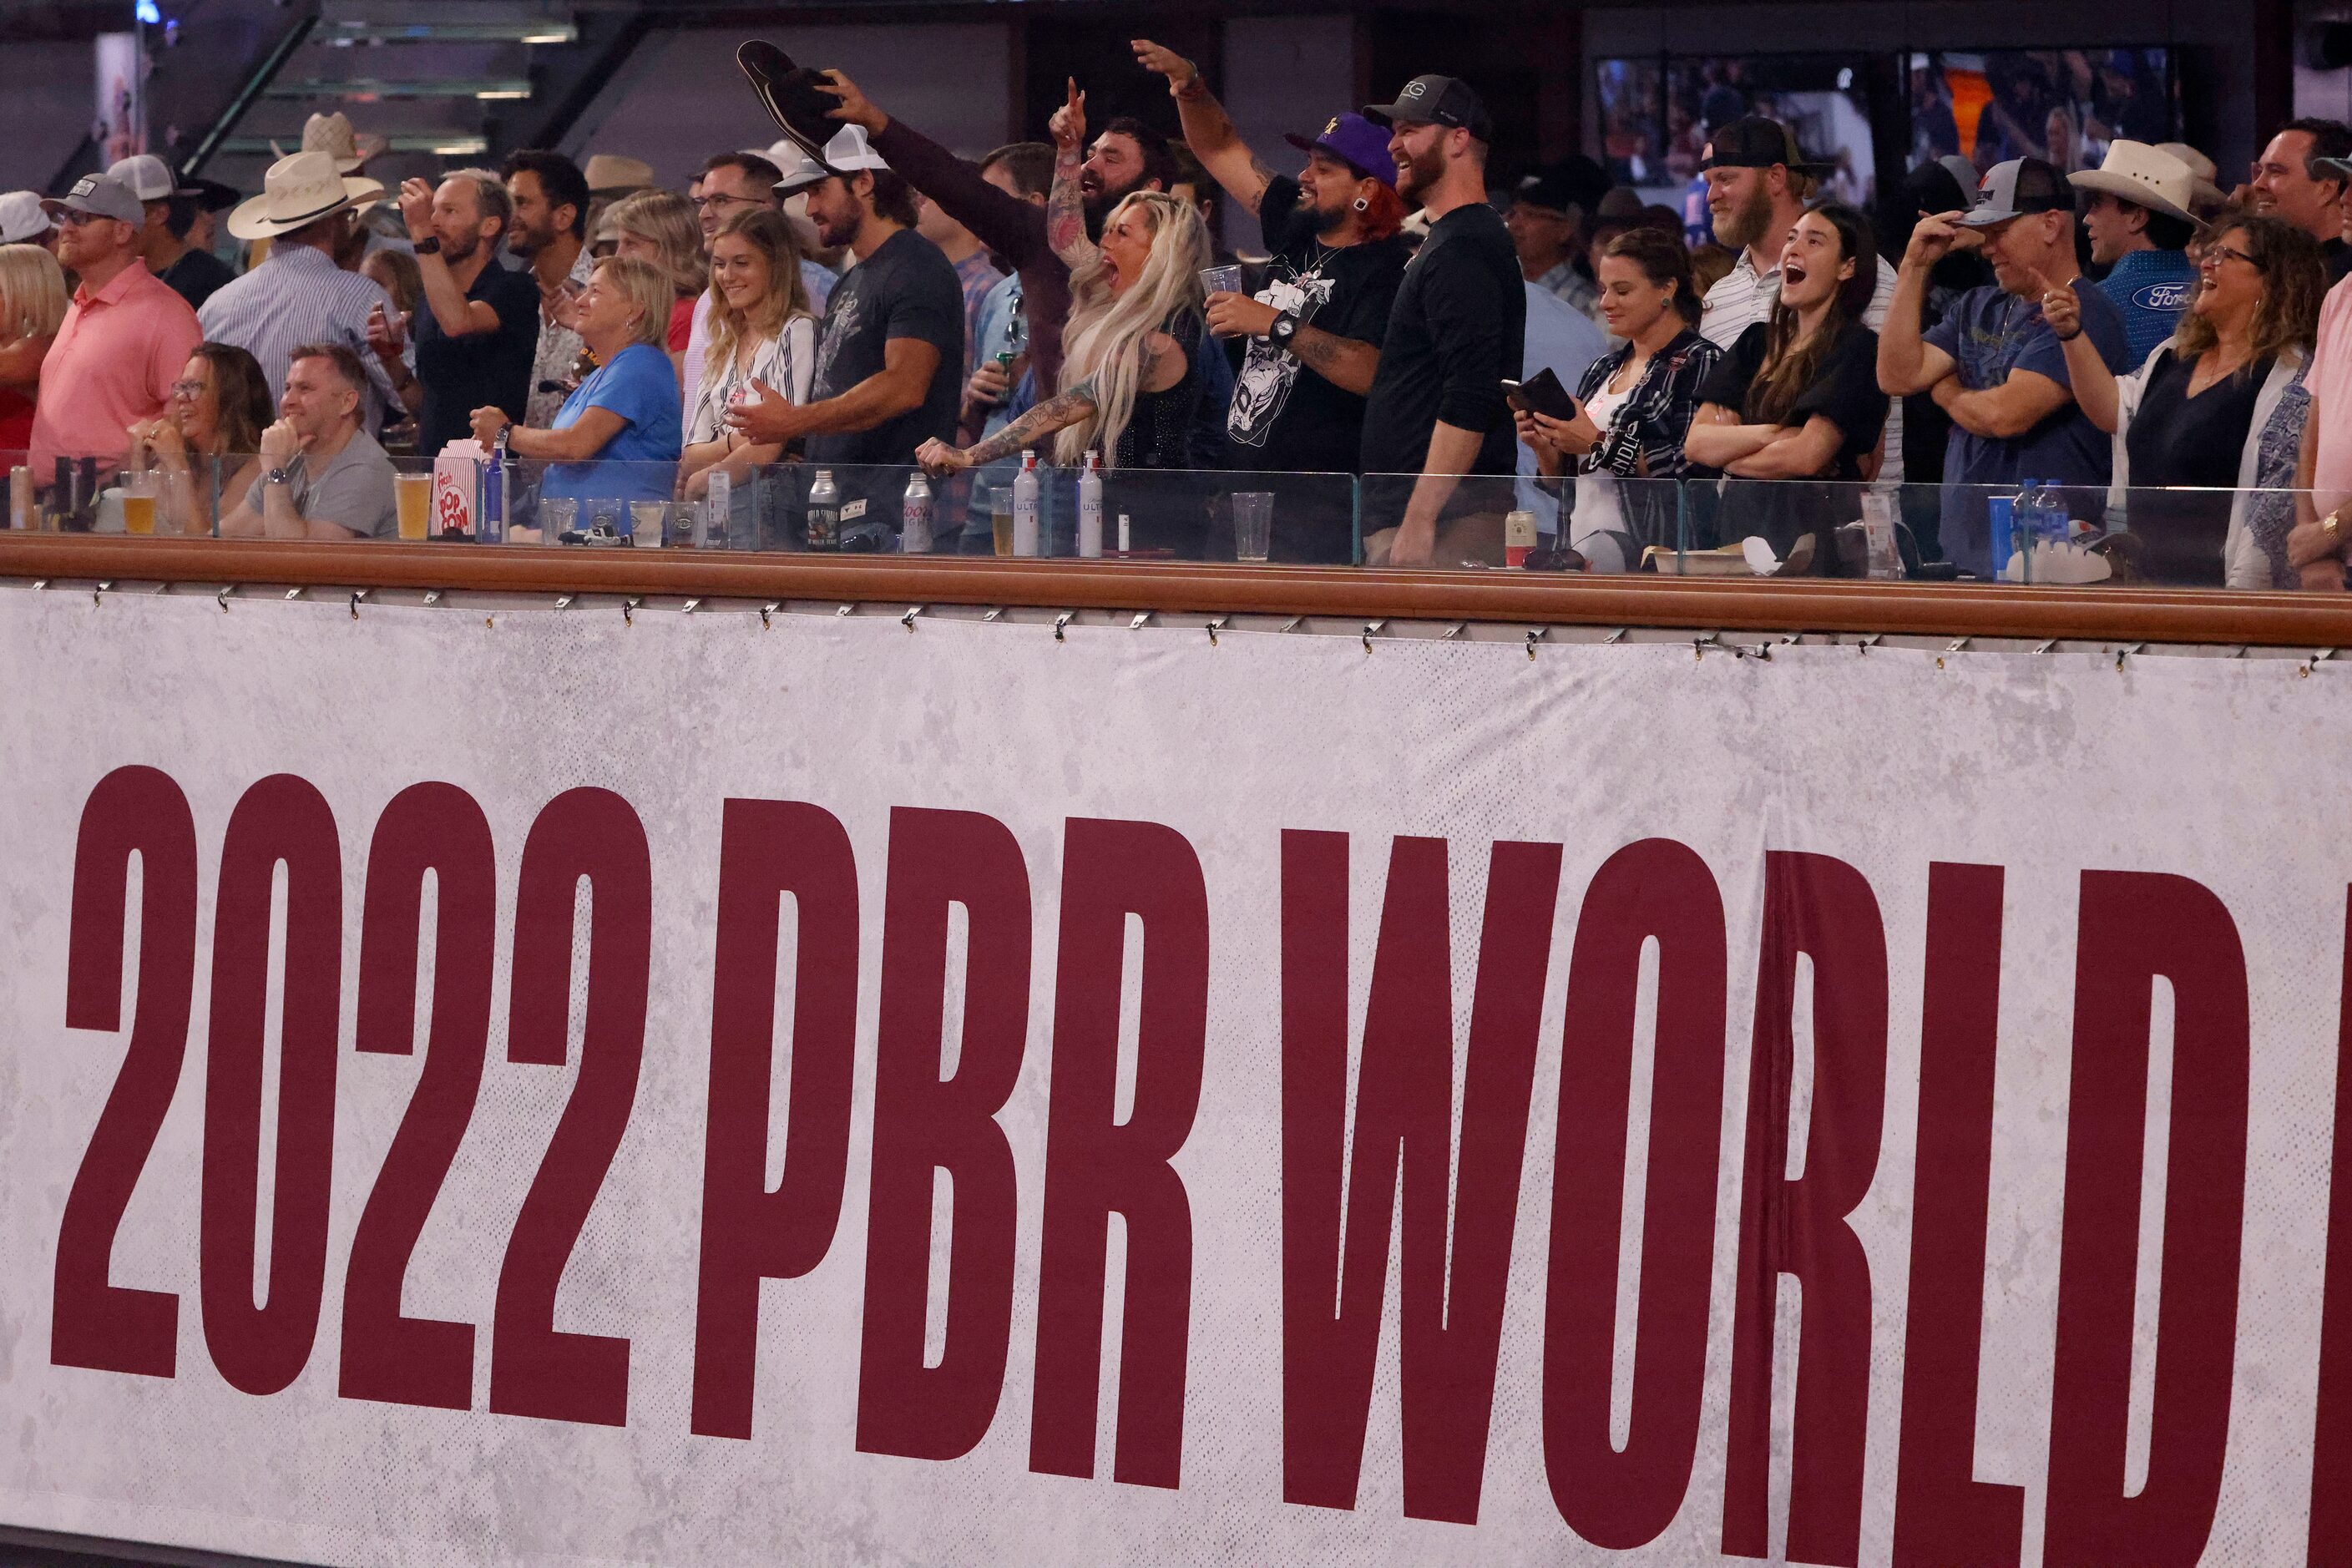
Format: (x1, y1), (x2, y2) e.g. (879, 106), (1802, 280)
(42, 173), (143, 226)
(1957, 156), (2072, 228)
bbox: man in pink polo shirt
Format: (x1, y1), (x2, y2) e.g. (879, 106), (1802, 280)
(28, 172), (202, 493)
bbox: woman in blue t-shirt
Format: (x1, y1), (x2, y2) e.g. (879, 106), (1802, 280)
(470, 255), (681, 508)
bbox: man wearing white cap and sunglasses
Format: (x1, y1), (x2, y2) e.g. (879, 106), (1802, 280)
(196, 150), (401, 433)
(2069, 140), (2202, 367)
(107, 154), (235, 311)
(27, 172), (202, 490)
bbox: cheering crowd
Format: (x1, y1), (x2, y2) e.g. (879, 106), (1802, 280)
(5, 49), (2352, 585)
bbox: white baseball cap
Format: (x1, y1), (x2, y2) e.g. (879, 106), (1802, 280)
(0, 190), (53, 245)
(106, 153), (190, 204)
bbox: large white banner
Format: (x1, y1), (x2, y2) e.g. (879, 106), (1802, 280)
(1, 587), (2349, 1567)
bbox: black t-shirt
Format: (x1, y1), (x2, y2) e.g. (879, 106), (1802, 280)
(413, 260), (539, 453)
(805, 227), (964, 476)
(158, 246), (235, 312)
(1227, 176), (1406, 475)
(2124, 347), (2273, 588)
(1697, 318), (1889, 478)
(1359, 202), (1523, 477)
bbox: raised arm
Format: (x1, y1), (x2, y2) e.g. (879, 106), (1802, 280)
(1132, 38), (1271, 217)
(2036, 276), (2122, 433)
(1046, 78), (1100, 271)
(826, 72), (1052, 270)
(398, 180), (500, 339)
(1878, 211), (1969, 397)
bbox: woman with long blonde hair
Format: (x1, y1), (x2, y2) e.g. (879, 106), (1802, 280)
(680, 206), (816, 501)
(0, 242), (69, 453)
(916, 83), (1211, 544)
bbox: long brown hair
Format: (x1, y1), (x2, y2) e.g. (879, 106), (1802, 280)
(706, 207), (812, 373)
(1747, 200), (1877, 426)
(2174, 212), (2324, 369)
(1600, 226), (1699, 325)
(191, 342), (273, 456)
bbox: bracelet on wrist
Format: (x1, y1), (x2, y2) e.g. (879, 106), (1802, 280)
(2055, 326), (2081, 342)
(1175, 73), (1208, 102)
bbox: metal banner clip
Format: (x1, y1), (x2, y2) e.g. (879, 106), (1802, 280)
(1054, 611), (1074, 642)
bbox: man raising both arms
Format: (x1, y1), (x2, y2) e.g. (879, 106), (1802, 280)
(1133, 38), (1408, 563)
(1357, 73), (1525, 567)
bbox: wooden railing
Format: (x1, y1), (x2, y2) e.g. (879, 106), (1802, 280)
(3, 533), (2349, 647)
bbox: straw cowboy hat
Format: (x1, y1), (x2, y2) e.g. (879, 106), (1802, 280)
(2067, 139), (2202, 228)
(584, 154), (655, 197)
(2153, 140), (2231, 214)
(228, 150), (386, 240)
(271, 111), (387, 174)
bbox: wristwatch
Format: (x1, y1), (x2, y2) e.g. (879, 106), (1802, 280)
(1269, 312), (1300, 355)
(412, 236), (442, 255)
(263, 466), (293, 487)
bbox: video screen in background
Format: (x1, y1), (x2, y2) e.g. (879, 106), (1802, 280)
(1593, 53), (1879, 242)
(1908, 49), (2177, 176)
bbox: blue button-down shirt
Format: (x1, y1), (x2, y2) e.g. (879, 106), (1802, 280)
(196, 240), (401, 433)
(2097, 247), (2198, 370)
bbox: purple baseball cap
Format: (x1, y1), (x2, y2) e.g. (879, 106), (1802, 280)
(1283, 113), (1399, 189)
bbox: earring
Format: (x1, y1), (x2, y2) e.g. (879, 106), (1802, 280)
(1353, 195), (1369, 212)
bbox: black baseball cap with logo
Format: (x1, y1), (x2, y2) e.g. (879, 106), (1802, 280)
(1699, 114), (1831, 175)
(1958, 156), (2072, 226)
(1363, 74), (1495, 143)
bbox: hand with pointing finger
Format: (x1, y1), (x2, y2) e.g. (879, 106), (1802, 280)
(722, 377), (803, 446)
(1050, 77), (1088, 155)
(2031, 267), (2081, 341)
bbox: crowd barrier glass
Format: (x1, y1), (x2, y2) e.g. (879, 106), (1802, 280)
(2, 445), (2338, 593)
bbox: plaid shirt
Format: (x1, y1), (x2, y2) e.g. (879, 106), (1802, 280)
(1570, 327), (1722, 549)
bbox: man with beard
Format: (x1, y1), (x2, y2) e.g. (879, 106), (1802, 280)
(725, 126), (962, 544)
(502, 149), (593, 427)
(1135, 38), (1407, 561)
(1698, 115), (1904, 482)
(1356, 73), (1525, 568)
(368, 169), (538, 453)
(814, 68), (1171, 394)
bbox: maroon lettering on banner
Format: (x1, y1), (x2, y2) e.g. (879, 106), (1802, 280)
(1892, 862), (2024, 1567)
(690, 798), (859, 1440)
(1543, 838), (1728, 1547)
(857, 807), (1032, 1461)
(2043, 871), (2249, 1568)
(1029, 817), (1210, 1488)
(200, 775), (343, 1396)
(488, 788), (653, 1428)
(1279, 831), (1562, 1523)
(2315, 887), (2352, 1566)
(53, 765), (200, 1378)
(339, 783), (497, 1411)
(1722, 851), (1888, 1567)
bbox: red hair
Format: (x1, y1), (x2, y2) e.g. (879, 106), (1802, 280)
(1358, 180), (1406, 241)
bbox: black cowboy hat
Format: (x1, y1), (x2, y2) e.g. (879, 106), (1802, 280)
(737, 40), (842, 164)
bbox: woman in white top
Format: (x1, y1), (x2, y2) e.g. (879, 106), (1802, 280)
(680, 207), (817, 501)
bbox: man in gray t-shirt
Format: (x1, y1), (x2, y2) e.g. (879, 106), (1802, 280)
(222, 343), (399, 539)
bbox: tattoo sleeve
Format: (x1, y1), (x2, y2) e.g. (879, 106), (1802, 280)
(1048, 149), (1097, 270)
(964, 377), (1100, 468)
(1284, 322), (1379, 397)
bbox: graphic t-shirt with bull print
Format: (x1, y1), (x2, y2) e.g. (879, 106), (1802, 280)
(1225, 175), (1407, 474)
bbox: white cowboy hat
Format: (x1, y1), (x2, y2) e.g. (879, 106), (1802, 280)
(227, 150), (386, 240)
(2068, 139), (2201, 228)
(271, 111), (387, 175)
(2153, 141), (2230, 213)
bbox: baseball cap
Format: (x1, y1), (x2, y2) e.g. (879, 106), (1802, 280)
(41, 173), (143, 226)
(1282, 113), (1398, 187)
(0, 190), (53, 244)
(1958, 156), (2071, 227)
(1514, 154), (1610, 218)
(106, 154), (192, 204)
(1363, 75), (1495, 144)
(1700, 116), (1831, 175)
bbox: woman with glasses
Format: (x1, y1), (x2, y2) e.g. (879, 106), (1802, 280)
(0, 243), (69, 455)
(126, 342), (273, 534)
(2051, 211), (2326, 586)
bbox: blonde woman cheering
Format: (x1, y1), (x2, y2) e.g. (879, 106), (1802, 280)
(917, 79), (1211, 549)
